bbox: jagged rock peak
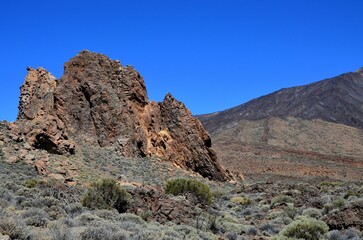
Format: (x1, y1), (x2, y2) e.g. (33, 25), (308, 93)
(18, 67), (57, 120)
(16, 67), (74, 155)
(14, 50), (230, 181)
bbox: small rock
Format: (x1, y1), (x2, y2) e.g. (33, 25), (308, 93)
(48, 173), (65, 180)
(9, 134), (19, 142)
(0, 233), (11, 240)
(6, 156), (19, 163)
(65, 178), (77, 186)
(18, 149), (29, 159)
(56, 168), (67, 175)
(229, 180), (238, 185)
(34, 160), (48, 175)
(24, 154), (35, 161)
(0, 140), (4, 147)
(23, 142), (32, 150)
(8, 122), (18, 131)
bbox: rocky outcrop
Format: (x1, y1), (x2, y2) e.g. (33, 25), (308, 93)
(14, 50), (229, 181)
(16, 67), (75, 155)
(323, 199), (363, 231)
(129, 186), (202, 224)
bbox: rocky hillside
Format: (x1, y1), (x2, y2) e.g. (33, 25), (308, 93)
(11, 50), (229, 181)
(210, 117), (363, 182)
(198, 68), (363, 182)
(199, 68), (363, 133)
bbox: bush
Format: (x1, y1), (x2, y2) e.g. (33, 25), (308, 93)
(38, 179), (84, 205)
(259, 222), (280, 235)
(271, 195), (294, 207)
(80, 226), (129, 240)
(230, 196), (252, 206)
(24, 179), (38, 188)
(332, 198), (345, 208)
(81, 178), (130, 213)
(327, 230), (341, 240)
(319, 181), (343, 188)
(164, 178), (212, 204)
(21, 207), (50, 227)
(302, 208), (322, 219)
(277, 217), (329, 240)
(0, 216), (30, 240)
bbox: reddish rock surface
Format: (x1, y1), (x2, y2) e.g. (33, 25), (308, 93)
(15, 50), (229, 181)
(129, 186), (202, 224)
(16, 67), (75, 155)
(323, 199), (363, 231)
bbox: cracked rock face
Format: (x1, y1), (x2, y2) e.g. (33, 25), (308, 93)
(15, 50), (229, 181)
(16, 67), (75, 155)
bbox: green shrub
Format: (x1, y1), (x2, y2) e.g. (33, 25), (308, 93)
(230, 196), (252, 206)
(271, 195), (294, 207)
(24, 179), (38, 188)
(285, 203), (298, 219)
(164, 178), (212, 204)
(260, 204), (270, 212)
(332, 198), (345, 208)
(302, 208), (322, 219)
(319, 181), (342, 188)
(0, 216), (30, 240)
(81, 178), (130, 213)
(276, 217), (328, 240)
(344, 190), (359, 199)
(80, 226), (129, 240)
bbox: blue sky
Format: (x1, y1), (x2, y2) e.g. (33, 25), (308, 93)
(1, 1), (362, 121)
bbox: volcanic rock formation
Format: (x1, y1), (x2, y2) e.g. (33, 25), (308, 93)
(16, 67), (75, 155)
(15, 50), (228, 181)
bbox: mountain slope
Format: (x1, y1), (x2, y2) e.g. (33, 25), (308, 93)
(210, 117), (363, 181)
(199, 68), (363, 133)
(198, 68), (363, 181)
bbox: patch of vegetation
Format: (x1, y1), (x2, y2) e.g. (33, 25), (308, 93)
(302, 208), (322, 219)
(319, 181), (343, 188)
(230, 196), (252, 206)
(275, 217), (329, 240)
(24, 179), (38, 188)
(164, 178), (213, 204)
(271, 195), (295, 207)
(81, 178), (130, 213)
(332, 197), (345, 208)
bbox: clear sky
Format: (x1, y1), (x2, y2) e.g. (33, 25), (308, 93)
(1, 1), (362, 121)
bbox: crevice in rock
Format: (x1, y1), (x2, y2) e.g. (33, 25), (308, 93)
(137, 141), (146, 157)
(80, 86), (92, 108)
(33, 133), (62, 155)
(204, 137), (212, 148)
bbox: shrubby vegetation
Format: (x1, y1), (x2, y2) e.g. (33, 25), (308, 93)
(81, 178), (130, 213)
(164, 178), (213, 204)
(0, 155), (362, 239)
(271, 195), (295, 207)
(275, 217), (329, 240)
(230, 196), (252, 206)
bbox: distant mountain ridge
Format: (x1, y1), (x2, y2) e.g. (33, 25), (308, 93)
(198, 68), (363, 133)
